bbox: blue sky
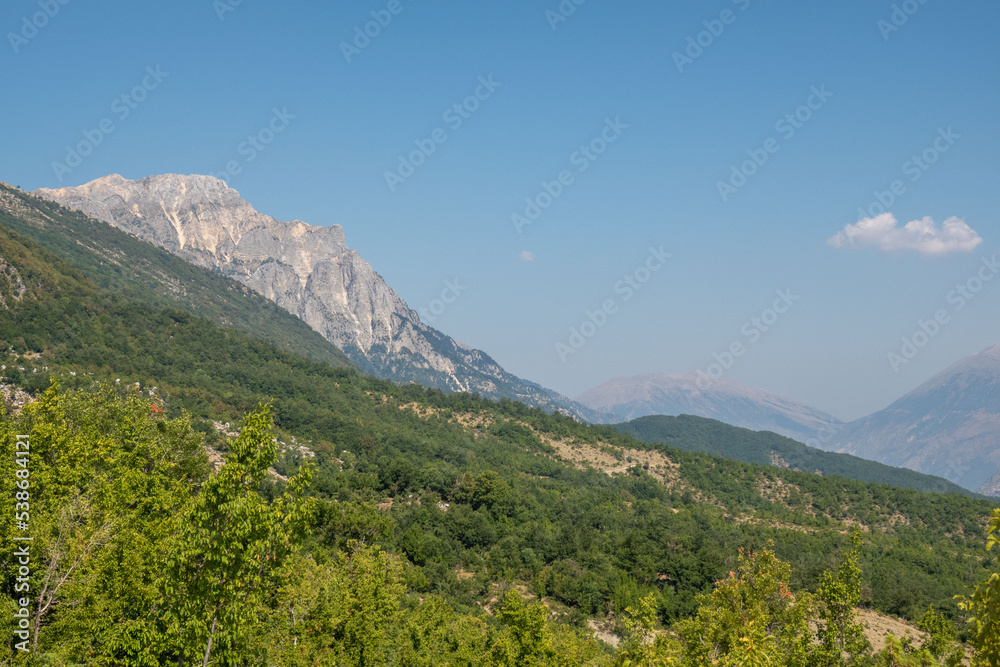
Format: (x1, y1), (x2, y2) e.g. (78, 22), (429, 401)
(3, 0), (998, 420)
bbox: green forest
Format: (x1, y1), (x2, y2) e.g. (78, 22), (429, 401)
(1, 187), (999, 665)
(617, 415), (974, 496)
(4, 384), (1000, 666)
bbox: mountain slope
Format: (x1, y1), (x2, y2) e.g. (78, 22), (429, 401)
(0, 180), (353, 370)
(34, 174), (603, 422)
(618, 414), (976, 497)
(0, 215), (995, 633)
(829, 344), (1000, 494)
(576, 372), (841, 443)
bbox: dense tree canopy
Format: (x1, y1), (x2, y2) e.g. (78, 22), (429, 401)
(0, 385), (995, 666)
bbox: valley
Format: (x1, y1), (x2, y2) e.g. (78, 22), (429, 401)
(0, 181), (996, 664)
(6, 3), (998, 663)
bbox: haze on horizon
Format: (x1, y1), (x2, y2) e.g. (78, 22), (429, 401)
(3, 0), (998, 421)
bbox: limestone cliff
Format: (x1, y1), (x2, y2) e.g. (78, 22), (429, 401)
(36, 174), (603, 421)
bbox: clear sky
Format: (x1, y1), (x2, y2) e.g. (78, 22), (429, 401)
(3, 0), (998, 421)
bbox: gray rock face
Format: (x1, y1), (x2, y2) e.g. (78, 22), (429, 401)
(828, 344), (1000, 494)
(575, 371), (842, 443)
(35, 174), (602, 421)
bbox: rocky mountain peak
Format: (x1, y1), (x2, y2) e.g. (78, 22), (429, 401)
(35, 174), (602, 422)
(36, 174), (347, 274)
(967, 343), (1000, 367)
(829, 343), (1000, 493)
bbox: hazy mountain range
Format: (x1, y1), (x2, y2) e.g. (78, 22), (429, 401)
(575, 351), (1000, 494)
(828, 344), (1000, 494)
(575, 372), (842, 444)
(616, 414), (973, 497)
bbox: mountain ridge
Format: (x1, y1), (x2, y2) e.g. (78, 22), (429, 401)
(577, 371), (841, 443)
(0, 179), (354, 370)
(0, 189), (994, 660)
(828, 344), (1000, 494)
(617, 413), (977, 497)
(34, 174), (606, 422)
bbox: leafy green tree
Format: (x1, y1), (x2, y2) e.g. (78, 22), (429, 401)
(617, 592), (681, 666)
(393, 595), (493, 666)
(917, 606), (957, 661)
(957, 508), (1000, 666)
(0, 382), (209, 664)
(674, 546), (815, 667)
(872, 634), (943, 666)
(815, 531), (871, 666)
(471, 471), (516, 517)
(153, 404), (313, 666)
(492, 590), (555, 665)
(265, 544), (405, 666)
(327, 543), (407, 666)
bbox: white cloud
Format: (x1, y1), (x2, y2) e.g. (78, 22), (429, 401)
(827, 214), (982, 255)
(519, 250), (535, 262)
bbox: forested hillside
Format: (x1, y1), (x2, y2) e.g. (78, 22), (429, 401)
(619, 414), (974, 497)
(0, 181), (353, 371)
(0, 215), (998, 664)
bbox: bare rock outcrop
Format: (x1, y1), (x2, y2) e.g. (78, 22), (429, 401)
(36, 174), (602, 421)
